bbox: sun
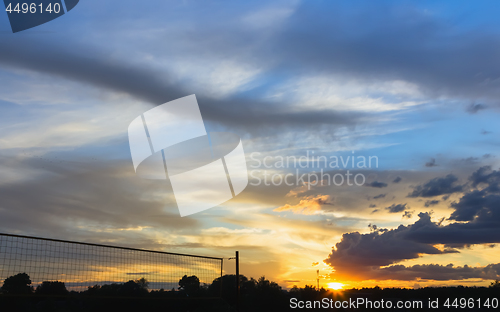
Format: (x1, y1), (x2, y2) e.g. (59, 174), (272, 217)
(327, 282), (344, 290)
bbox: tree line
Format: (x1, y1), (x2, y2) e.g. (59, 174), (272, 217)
(1, 272), (499, 311)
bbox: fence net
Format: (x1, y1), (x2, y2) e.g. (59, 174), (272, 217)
(0, 233), (223, 292)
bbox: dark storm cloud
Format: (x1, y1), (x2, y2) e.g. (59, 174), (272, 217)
(385, 203), (409, 213)
(407, 174), (463, 198)
(366, 181), (388, 188)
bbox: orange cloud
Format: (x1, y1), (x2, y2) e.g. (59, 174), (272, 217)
(274, 195), (332, 215)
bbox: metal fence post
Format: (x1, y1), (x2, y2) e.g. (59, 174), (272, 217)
(236, 251), (240, 312)
(220, 258), (224, 298)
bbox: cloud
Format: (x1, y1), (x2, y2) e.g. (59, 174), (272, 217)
(324, 211), (500, 281)
(374, 263), (500, 281)
(385, 203), (409, 213)
(404, 168), (500, 244)
(466, 103), (488, 114)
(393, 176), (402, 183)
(0, 39), (364, 140)
(326, 166), (500, 281)
(424, 200), (439, 207)
(324, 219), (448, 270)
(407, 174), (463, 198)
(366, 181), (388, 188)
(448, 166), (500, 222)
(368, 224), (378, 232)
(274, 195), (332, 215)
(373, 194), (386, 199)
(275, 2), (500, 103)
(402, 213), (500, 246)
(0, 153), (200, 247)
(468, 166), (500, 193)
(425, 158), (438, 167)
(330, 263), (500, 281)
(3, 1), (500, 143)
(460, 157), (479, 165)
(402, 210), (414, 219)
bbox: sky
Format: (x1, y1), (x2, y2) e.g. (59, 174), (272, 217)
(1, 0), (500, 290)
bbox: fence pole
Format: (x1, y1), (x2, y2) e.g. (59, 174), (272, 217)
(236, 251), (240, 312)
(220, 258), (224, 298)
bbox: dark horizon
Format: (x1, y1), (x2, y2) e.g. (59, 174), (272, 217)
(1, 0), (500, 296)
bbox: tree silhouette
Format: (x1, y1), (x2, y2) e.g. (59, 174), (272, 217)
(85, 279), (149, 297)
(3, 271), (500, 312)
(119, 279), (149, 296)
(209, 274), (253, 304)
(178, 275), (200, 296)
(135, 277), (149, 290)
(252, 276), (284, 310)
(1, 273), (32, 295)
(35, 281), (68, 295)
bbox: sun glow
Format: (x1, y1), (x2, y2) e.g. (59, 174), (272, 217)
(327, 282), (344, 290)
